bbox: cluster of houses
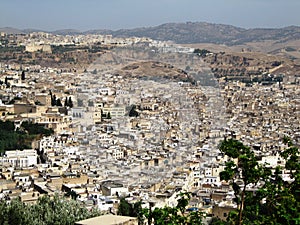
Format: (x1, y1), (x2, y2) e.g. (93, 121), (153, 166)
(222, 80), (300, 151)
(0, 42), (298, 222)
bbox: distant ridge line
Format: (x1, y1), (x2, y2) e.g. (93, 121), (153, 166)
(1, 22), (299, 45)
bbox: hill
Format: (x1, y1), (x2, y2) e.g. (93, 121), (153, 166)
(115, 61), (193, 82)
(91, 22), (300, 45)
(0, 27), (25, 34)
(1, 22), (300, 45)
(111, 22), (245, 44)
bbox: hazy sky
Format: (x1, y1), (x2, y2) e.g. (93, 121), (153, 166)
(1, 0), (299, 31)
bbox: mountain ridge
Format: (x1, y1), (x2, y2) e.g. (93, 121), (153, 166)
(1, 22), (300, 45)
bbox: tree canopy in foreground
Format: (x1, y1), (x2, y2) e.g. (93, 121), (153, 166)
(0, 195), (101, 225)
(213, 138), (300, 225)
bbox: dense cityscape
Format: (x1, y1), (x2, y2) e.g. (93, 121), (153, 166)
(0, 7), (300, 224)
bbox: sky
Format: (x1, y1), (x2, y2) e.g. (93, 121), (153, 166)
(1, 0), (299, 31)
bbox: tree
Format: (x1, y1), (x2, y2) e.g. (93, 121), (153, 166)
(217, 138), (300, 225)
(107, 112), (111, 119)
(258, 137), (300, 224)
(6, 198), (30, 225)
(4, 76), (9, 87)
(143, 192), (203, 225)
(117, 192), (203, 225)
(21, 121), (54, 136)
(129, 105), (139, 117)
(65, 190), (80, 200)
(0, 194), (102, 225)
(64, 97), (68, 107)
(194, 49), (211, 57)
(117, 198), (144, 224)
(219, 139), (269, 225)
(118, 198), (133, 216)
(21, 71), (25, 80)
(68, 97), (73, 108)
(0, 120), (53, 153)
(56, 98), (62, 107)
(51, 94), (57, 106)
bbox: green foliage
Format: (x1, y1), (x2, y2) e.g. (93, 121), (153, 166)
(50, 93), (64, 107)
(0, 120), (53, 153)
(56, 98), (63, 107)
(64, 97), (74, 108)
(64, 97), (68, 107)
(5, 76), (9, 87)
(50, 94), (57, 106)
(65, 190), (80, 200)
(21, 71), (25, 80)
(118, 198), (132, 216)
(68, 97), (73, 108)
(107, 112), (111, 119)
(51, 44), (87, 54)
(219, 139), (249, 158)
(194, 49), (211, 57)
(176, 192), (191, 215)
(0, 120), (28, 152)
(118, 198), (143, 217)
(0, 120), (15, 131)
(117, 198), (144, 224)
(0, 46), (25, 53)
(118, 193), (203, 225)
(151, 206), (178, 225)
(0, 195), (101, 225)
(129, 105), (139, 117)
(21, 121), (54, 136)
(143, 192), (203, 225)
(218, 138), (300, 225)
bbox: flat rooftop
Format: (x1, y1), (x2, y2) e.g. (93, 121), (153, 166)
(75, 214), (138, 225)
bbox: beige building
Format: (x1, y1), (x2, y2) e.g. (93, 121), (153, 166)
(25, 44), (52, 53)
(35, 93), (51, 106)
(93, 111), (102, 124)
(35, 107), (72, 133)
(14, 103), (37, 114)
(102, 105), (126, 118)
(76, 215), (138, 225)
(0, 104), (14, 115)
(212, 204), (237, 221)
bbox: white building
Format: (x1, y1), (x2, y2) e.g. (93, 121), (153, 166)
(90, 194), (116, 211)
(106, 147), (124, 160)
(102, 105), (126, 118)
(0, 149), (38, 168)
